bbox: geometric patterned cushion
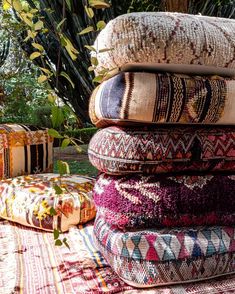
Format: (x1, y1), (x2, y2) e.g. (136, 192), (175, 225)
(94, 215), (235, 287)
(94, 12), (235, 76)
(94, 174), (235, 229)
(89, 73), (235, 127)
(0, 174), (96, 232)
(88, 126), (235, 175)
(0, 124), (53, 179)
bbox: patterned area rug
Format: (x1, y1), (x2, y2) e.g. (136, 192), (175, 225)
(1, 219), (235, 294)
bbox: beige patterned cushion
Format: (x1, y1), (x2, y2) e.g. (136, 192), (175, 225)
(93, 12), (235, 76)
(0, 174), (96, 232)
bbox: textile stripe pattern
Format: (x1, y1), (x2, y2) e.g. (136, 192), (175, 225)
(0, 124), (53, 179)
(90, 72), (235, 127)
(0, 174), (96, 232)
(93, 12), (235, 75)
(88, 126), (235, 175)
(94, 216), (235, 286)
(94, 174), (235, 229)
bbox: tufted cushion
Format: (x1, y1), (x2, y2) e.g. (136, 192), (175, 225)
(88, 126), (235, 175)
(93, 12), (235, 76)
(94, 174), (235, 229)
(0, 124), (53, 179)
(89, 72), (235, 127)
(0, 173), (96, 232)
(94, 215), (235, 287)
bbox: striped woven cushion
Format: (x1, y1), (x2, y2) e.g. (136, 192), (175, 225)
(0, 174), (96, 232)
(0, 124), (53, 178)
(93, 12), (235, 76)
(89, 73), (235, 127)
(88, 126), (235, 175)
(94, 215), (235, 287)
(94, 174), (235, 229)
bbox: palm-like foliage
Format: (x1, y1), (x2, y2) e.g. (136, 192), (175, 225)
(20, 0), (235, 124)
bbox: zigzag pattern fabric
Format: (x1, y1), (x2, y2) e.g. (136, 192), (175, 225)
(94, 215), (235, 286)
(90, 73), (235, 127)
(88, 126), (235, 175)
(93, 12), (235, 76)
(94, 174), (235, 229)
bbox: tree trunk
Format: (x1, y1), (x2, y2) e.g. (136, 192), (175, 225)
(164, 0), (189, 13)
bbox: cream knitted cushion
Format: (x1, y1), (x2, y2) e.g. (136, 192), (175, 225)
(93, 12), (235, 76)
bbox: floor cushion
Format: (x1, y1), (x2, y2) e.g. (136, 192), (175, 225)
(0, 173), (96, 232)
(0, 124), (53, 179)
(88, 126), (235, 175)
(93, 12), (235, 76)
(89, 72), (235, 127)
(94, 173), (235, 229)
(94, 215), (235, 287)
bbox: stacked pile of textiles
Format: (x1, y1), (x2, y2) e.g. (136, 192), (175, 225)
(88, 12), (235, 288)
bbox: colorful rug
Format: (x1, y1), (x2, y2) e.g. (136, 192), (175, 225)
(94, 173), (235, 229)
(93, 12), (235, 76)
(88, 126), (235, 175)
(1, 219), (235, 293)
(90, 72), (235, 127)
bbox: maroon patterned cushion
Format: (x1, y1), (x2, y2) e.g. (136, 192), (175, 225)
(94, 173), (235, 229)
(88, 126), (235, 175)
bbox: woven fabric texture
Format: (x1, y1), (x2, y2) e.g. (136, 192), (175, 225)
(0, 124), (53, 178)
(94, 174), (235, 229)
(93, 12), (235, 76)
(88, 126), (235, 175)
(94, 215), (235, 286)
(0, 173), (96, 232)
(90, 73), (235, 127)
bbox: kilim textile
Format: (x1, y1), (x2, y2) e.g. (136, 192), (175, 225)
(88, 126), (235, 175)
(94, 215), (235, 287)
(93, 12), (235, 76)
(1, 219), (235, 293)
(94, 173), (235, 229)
(90, 73), (235, 127)
(0, 174), (96, 232)
(0, 124), (53, 179)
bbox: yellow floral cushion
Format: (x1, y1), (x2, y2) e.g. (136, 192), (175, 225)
(0, 173), (96, 232)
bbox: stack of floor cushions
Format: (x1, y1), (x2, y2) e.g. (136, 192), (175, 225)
(88, 12), (235, 288)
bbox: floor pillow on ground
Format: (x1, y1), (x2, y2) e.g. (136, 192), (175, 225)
(94, 173), (235, 230)
(0, 173), (96, 232)
(88, 126), (235, 175)
(89, 73), (235, 127)
(0, 124), (53, 179)
(94, 215), (235, 287)
(93, 12), (235, 76)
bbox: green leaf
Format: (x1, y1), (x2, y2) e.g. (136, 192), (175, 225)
(84, 45), (97, 52)
(57, 18), (67, 31)
(51, 106), (64, 128)
(57, 160), (70, 175)
(50, 207), (57, 216)
(55, 239), (63, 246)
(40, 67), (51, 75)
(96, 20), (106, 30)
(88, 0), (110, 9)
(79, 26), (94, 35)
(3, 0), (11, 10)
(85, 5), (94, 18)
(93, 75), (103, 83)
(30, 52), (41, 60)
(53, 184), (63, 195)
(60, 71), (75, 88)
(63, 238), (70, 249)
(98, 48), (113, 53)
(61, 138), (70, 149)
(34, 20), (44, 31)
(32, 43), (44, 52)
(53, 229), (60, 239)
(47, 93), (56, 103)
(38, 75), (48, 83)
(91, 57), (98, 66)
(48, 129), (63, 139)
(65, 0), (72, 11)
(12, 0), (22, 11)
(60, 35), (79, 60)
